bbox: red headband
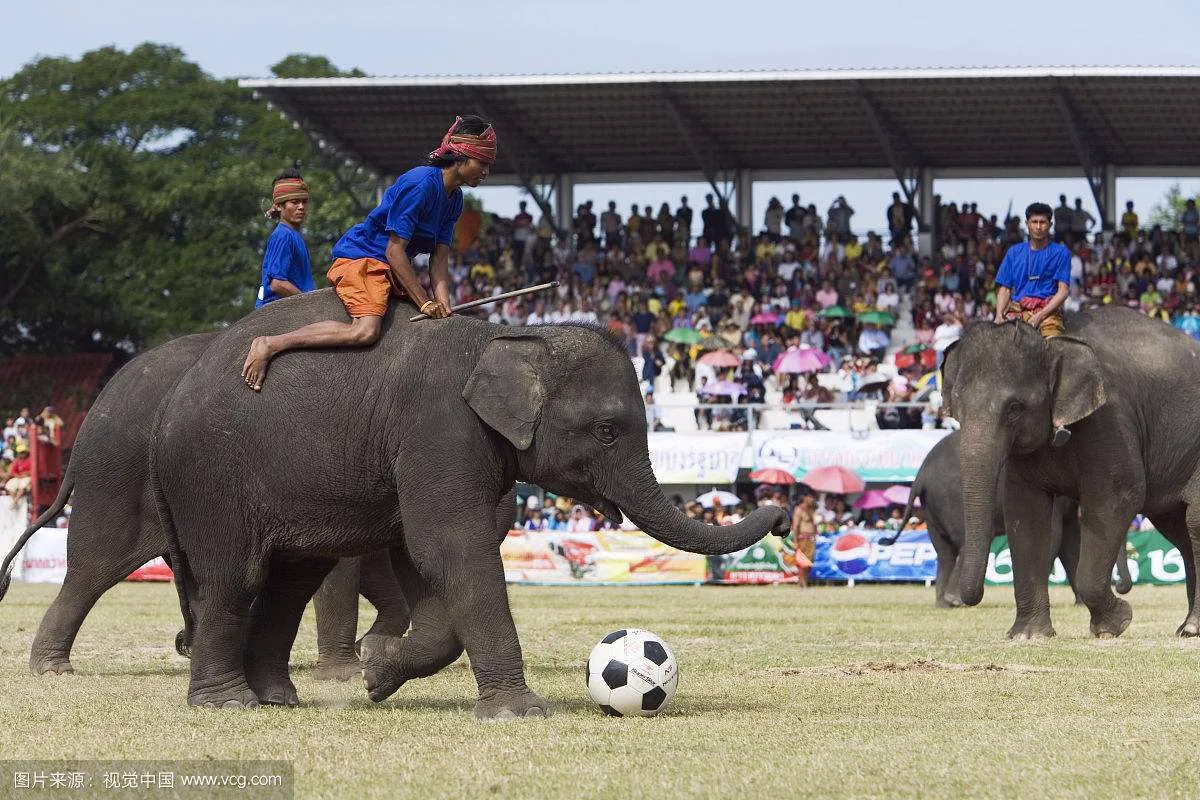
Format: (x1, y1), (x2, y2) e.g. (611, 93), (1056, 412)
(272, 177), (309, 204)
(428, 117), (497, 165)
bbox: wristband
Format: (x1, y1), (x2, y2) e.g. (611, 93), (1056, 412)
(420, 300), (437, 313)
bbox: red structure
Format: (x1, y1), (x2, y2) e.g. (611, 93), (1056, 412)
(27, 423), (63, 520)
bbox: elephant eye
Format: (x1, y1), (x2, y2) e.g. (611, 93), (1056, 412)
(593, 422), (618, 445)
(1005, 400), (1025, 420)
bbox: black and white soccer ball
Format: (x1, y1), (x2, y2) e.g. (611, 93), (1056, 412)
(585, 628), (679, 717)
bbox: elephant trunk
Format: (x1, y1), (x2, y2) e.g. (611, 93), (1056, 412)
(957, 431), (1007, 606)
(609, 461), (789, 556)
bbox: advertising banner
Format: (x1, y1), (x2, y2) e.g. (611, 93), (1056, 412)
(20, 527), (68, 584)
(501, 529), (707, 585)
(647, 432), (747, 485)
(986, 530), (1185, 586)
(708, 536), (800, 584)
(749, 429), (951, 482)
(811, 528), (938, 582)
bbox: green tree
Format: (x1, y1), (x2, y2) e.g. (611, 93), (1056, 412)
(1148, 183), (1196, 231)
(0, 44), (377, 355)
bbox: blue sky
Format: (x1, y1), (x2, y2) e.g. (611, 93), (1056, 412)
(5, 0), (1199, 230)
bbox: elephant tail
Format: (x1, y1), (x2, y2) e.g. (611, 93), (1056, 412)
(0, 464), (75, 602)
(879, 477), (923, 548)
(1115, 537), (1133, 594)
(147, 396), (194, 654)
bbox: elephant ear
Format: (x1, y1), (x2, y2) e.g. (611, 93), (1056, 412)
(463, 335), (550, 451)
(939, 336), (965, 417)
(1047, 335), (1106, 428)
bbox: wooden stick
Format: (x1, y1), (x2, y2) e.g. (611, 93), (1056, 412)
(408, 281), (560, 322)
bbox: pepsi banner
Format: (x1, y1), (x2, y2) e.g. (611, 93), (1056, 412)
(812, 529), (938, 582)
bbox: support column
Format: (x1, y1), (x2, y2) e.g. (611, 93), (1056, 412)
(1101, 165), (1117, 234)
(735, 169), (754, 238)
(554, 174), (574, 243)
(917, 166), (935, 258)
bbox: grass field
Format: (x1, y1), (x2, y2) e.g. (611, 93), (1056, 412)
(2, 581), (1199, 799)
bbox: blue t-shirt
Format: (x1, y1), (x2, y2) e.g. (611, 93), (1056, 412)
(996, 241), (1071, 301)
(332, 166), (463, 263)
(256, 223), (315, 308)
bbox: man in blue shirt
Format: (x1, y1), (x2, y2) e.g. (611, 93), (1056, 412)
(993, 201), (1073, 445)
(242, 116), (496, 391)
(993, 202), (1070, 339)
(255, 170), (315, 308)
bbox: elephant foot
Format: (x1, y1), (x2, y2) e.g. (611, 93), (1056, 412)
(30, 656), (74, 676)
(188, 677), (261, 709)
(246, 663), (299, 706)
(1089, 598), (1132, 639)
(474, 689), (552, 721)
(359, 634), (407, 703)
(1006, 616), (1056, 640)
(1175, 618), (1200, 637)
(175, 629), (192, 658)
(935, 595), (964, 609)
(313, 655), (362, 683)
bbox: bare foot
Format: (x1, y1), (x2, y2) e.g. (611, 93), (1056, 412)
(241, 337), (274, 392)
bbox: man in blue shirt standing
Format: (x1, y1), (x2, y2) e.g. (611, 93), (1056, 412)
(242, 115), (496, 391)
(993, 202), (1070, 339)
(256, 169), (315, 308)
(993, 201), (1073, 445)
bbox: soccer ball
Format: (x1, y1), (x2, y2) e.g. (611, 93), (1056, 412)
(585, 628), (679, 717)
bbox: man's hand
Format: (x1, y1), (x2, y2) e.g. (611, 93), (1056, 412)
(1026, 312), (1045, 329)
(420, 299), (452, 319)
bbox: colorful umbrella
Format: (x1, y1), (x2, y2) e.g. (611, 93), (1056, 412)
(857, 310), (896, 326)
(664, 327), (703, 344)
(698, 350), (740, 368)
(796, 465), (865, 494)
(883, 485), (911, 505)
(818, 306), (852, 319)
(700, 379), (747, 398)
(774, 347), (831, 374)
(748, 468), (797, 485)
(852, 490), (893, 510)
(696, 489), (742, 508)
(749, 312), (780, 325)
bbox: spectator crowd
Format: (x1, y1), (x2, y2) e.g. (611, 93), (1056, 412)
(1, 406), (63, 507)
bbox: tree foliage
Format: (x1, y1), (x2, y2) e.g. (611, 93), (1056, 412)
(0, 43), (377, 355)
(1148, 182), (1196, 231)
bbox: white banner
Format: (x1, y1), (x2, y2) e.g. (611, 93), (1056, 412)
(21, 527), (68, 584)
(750, 429), (952, 482)
(647, 432), (748, 485)
(0, 500), (29, 582)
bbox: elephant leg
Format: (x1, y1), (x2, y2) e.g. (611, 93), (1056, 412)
(1055, 499), (1085, 606)
(1074, 495), (1138, 638)
(1003, 480), (1056, 640)
(358, 549), (411, 641)
(244, 556), (338, 705)
(1176, 486), (1200, 637)
(1149, 510), (1195, 633)
(401, 504), (548, 719)
(312, 557), (363, 681)
(360, 548), (462, 703)
(927, 521), (960, 608)
(30, 533), (163, 676)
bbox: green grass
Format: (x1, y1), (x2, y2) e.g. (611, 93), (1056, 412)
(2, 581), (1199, 799)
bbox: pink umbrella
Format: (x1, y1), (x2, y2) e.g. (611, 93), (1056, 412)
(796, 465), (865, 495)
(883, 485), (911, 505)
(748, 468), (796, 485)
(852, 490), (893, 510)
(749, 312), (780, 325)
(698, 350), (740, 368)
(774, 347), (831, 374)
(700, 380), (746, 398)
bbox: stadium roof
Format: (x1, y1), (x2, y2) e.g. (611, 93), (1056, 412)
(240, 66), (1200, 184)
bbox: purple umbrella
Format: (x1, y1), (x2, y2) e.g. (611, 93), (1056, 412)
(700, 380), (747, 398)
(773, 347), (831, 374)
(749, 312), (780, 325)
(852, 490), (893, 510)
(883, 485), (911, 505)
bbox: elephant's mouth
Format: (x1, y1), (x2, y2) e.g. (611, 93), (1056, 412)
(591, 498), (624, 525)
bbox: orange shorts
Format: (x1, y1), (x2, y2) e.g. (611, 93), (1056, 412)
(327, 257), (398, 318)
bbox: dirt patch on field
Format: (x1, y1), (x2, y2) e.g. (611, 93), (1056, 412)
(783, 659), (1058, 676)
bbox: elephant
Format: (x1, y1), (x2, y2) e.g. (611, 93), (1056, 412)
(0, 332), (407, 679)
(942, 307), (1200, 640)
(149, 289), (790, 716)
(885, 430), (1130, 608)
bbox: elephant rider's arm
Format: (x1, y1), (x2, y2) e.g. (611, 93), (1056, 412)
(1028, 281), (1070, 328)
(268, 278), (303, 298)
(993, 285), (1012, 324)
(429, 244), (454, 314)
(385, 234), (443, 317)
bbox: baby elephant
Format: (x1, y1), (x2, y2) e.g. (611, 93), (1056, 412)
(886, 431), (1130, 608)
